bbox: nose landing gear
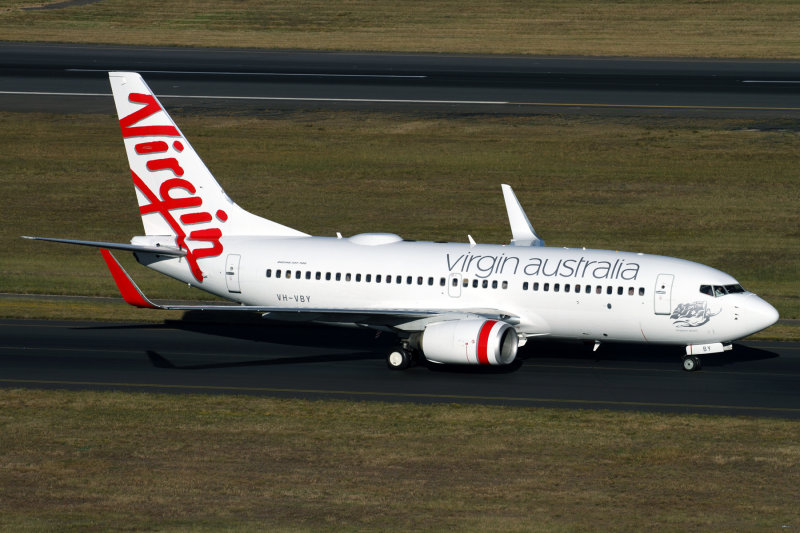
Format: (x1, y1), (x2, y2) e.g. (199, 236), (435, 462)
(682, 355), (702, 372)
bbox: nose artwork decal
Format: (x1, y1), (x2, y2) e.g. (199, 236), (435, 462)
(670, 301), (721, 328)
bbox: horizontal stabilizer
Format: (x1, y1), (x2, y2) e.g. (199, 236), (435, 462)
(23, 236), (186, 256)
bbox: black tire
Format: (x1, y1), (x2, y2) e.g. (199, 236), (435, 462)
(682, 355), (701, 372)
(387, 348), (411, 370)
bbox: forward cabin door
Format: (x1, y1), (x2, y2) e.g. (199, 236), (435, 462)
(225, 254), (241, 293)
(654, 273), (674, 315)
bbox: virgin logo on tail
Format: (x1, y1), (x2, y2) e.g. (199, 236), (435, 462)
(120, 93), (226, 282)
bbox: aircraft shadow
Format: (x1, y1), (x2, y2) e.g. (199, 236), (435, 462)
(82, 310), (395, 352)
(146, 349), (379, 370)
(81, 312), (781, 372)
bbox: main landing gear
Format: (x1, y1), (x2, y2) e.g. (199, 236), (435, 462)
(387, 345), (418, 370)
(682, 355), (702, 372)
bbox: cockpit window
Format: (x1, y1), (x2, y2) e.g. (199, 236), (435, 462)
(700, 284), (747, 297)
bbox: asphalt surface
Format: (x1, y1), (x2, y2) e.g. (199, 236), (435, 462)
(2, 42), (800, 117)
(1, 318), (798, 418)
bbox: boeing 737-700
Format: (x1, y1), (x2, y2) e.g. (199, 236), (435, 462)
(25, 72), (779, 372)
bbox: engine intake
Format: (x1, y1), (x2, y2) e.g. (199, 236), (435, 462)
(420, 319), (518, 365)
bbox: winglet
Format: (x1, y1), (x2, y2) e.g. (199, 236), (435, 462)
(100, 249), (161, 309)
(501, 185), (545, 247)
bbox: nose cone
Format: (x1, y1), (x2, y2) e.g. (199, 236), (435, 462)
(746, 295), (780, 336)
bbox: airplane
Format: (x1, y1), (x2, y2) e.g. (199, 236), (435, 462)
(25, 71), (780, 372)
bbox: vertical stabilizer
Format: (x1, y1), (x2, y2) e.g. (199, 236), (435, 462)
(108, 72), (307, 281)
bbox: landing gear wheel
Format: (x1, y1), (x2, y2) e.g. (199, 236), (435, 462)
(387, 348), (412, 370)
(682, 355), (702, 372)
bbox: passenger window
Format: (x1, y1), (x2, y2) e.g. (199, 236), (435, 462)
(585, 285), (591, 294)
(596, 285), (602, 294)
(473, 279), (479, 288)
(463, 278), (469, 287)
(617, 286), (623, 295)
(266, 269), (272, 278)
(316, 272), (321, 280)
(346, 273), (352, 282)
(565, 284), (570, 293)
(492, 280), (498, 289)
(554, 283), (560, 292)
(296, 270), (301, 279)
(335, 273), (341, 281)
(406, 276), (412, 284)
(628, 287), (634, 295)
(575, 284), (580, 292)
(523, 282), (529, 291)
(396, 276), (402, 284)
(544, 283), (550, 292)
(533, 282), (540, 291)
(376, 275), (382, 283)
(276, 270), (282, 278)
(428, 277), (434, 286)
(355, 274), (361, 282)
(306, 272), (311, 280)
(607, 286), (613, 295)
(482, 280), (489, 288)
(286, 271), (292, 279)
(502, 281), (508, 289)
(639, 287), (645, 296)
(417, 276), (423, 285)
(366, 274), (371, 282)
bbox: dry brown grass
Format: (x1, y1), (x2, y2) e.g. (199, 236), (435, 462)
(1, 389), (798, 531)
(1, 1), (800, 58)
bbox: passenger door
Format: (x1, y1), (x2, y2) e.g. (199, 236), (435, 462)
(654, 273), (674, 315)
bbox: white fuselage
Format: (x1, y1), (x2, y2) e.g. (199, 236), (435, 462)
(136, 233), (779, 346)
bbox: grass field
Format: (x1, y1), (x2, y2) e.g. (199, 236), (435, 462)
(2, 0), (800, 58)
(1, 110), (798, 335)
(1, 389), (798, 531)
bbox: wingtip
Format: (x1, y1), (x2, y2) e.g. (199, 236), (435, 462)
(99, 249), (160, 309)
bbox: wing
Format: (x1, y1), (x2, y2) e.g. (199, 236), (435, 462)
(99, 249), (518, 331)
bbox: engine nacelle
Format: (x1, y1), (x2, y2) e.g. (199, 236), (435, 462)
(419, 319), (518, 365)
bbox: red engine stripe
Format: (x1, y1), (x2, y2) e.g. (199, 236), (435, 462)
(477, 320), (497, 365)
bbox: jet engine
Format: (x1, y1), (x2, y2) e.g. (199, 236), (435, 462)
(419, 319), (518, 365)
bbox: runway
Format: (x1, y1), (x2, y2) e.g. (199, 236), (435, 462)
(1, 318), (798, 418)
(2, 42), (800, 117)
